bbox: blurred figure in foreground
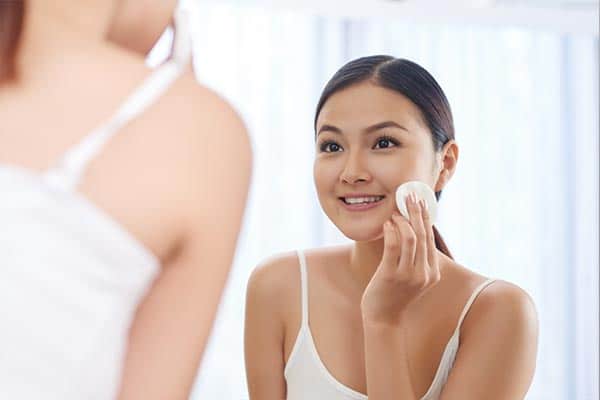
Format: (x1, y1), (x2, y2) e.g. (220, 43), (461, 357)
(0, 1), (252, 399)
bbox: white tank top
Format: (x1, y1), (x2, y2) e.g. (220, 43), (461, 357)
(0, 20), (192, 398)
(284, 250), (497, 400)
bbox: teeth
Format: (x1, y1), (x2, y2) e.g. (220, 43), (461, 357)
(344, 196), (383, 205)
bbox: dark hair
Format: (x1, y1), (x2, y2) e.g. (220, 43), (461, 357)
(0, 0), (25, 84)
(314, 55), (454, 259)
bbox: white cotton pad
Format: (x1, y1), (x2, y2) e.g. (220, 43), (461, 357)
(395, 181), (438, 223)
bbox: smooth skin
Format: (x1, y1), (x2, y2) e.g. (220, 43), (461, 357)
(0, 1), (252, 399)
(245, 81), (538, 399)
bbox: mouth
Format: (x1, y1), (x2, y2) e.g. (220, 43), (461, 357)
(338, 195), (386, 211)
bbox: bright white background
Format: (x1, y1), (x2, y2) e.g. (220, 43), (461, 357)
(151, 1), (599, 399)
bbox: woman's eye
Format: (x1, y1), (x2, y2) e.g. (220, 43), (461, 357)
(373, 136), (399, 149)
(320, 141), (342, 153)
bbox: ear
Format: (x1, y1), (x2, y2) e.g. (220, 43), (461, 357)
(434, 140), (459, 192)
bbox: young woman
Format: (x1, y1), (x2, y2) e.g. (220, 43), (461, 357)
(245, 56), (538, 400)
(0, 1), (251, 399)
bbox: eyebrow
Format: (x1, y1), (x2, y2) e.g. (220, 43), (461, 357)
(317, 121), (410, 136)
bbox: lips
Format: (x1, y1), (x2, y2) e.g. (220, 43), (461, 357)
(338, 194), (386, 211)
(340, 195), (385, 205)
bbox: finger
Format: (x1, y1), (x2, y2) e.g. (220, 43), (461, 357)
(392, 212), (403, 251)
(407, 195), (428, 270)
(381, 220), (401, 270)
(405, 193), (420, 230)
(391, 213), (416, 275)
(405, 194), (423, 259)
(421, 199), (438, 275)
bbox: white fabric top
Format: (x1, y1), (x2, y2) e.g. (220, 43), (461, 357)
(284, 250), (497, 400)
(0, 21), (191, 398)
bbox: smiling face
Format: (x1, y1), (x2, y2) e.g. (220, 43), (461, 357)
(314, 81), (442, 242)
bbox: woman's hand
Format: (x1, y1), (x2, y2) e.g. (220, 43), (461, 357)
(360, 193), (441, 326)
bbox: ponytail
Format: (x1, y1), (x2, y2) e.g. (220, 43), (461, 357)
(0, 0), (25, 84)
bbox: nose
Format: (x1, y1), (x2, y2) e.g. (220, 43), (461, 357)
(340, 151), (371, 184)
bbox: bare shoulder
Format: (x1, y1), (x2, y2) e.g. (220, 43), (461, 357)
(461, 279), (538, 341)
(171, 73), (246, 131)
(246, 246), (350, 330)
(472, 279), (537, 320)
(153, 71), (252, 231)
(102, 45), (247, 138)
(162, 72), (250, 154)
(247, 251), (302, 305)
(439, 279), (539, 398)
(94, 47), (252, 199)
(246, 246), (348, 306)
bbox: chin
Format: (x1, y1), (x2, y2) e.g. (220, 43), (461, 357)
(336, 223), (385, 243)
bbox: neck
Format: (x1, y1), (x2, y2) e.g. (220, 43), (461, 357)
(348, 237), (451, 295)
(16, 1), (117, 84)
(349, 238), (385, 294)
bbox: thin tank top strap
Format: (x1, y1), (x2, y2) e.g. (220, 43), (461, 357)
(455, 278), (498, 333)
(41, 61), (185, 191)
(42, 2), (193, 192)
(296, 249), (309, 327)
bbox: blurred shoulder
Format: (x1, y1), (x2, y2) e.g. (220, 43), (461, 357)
(155, 70), (252, 223)
(100, 47), (251, 165)
(166, 71), (249, 145)
(173, 72), (243, 119)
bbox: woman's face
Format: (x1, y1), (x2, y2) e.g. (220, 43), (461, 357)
(314, 81), (441, 242)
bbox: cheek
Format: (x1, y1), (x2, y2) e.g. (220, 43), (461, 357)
(313, 159), (339, 194)
(383, 148), (435, 183)
(368, 155), (415, 190)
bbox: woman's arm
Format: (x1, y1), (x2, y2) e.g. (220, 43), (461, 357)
(244, 257), (290, 400)
(362, 197), (538, 399)
(363, 282), (538, 400)
(116, 86), (252, 400)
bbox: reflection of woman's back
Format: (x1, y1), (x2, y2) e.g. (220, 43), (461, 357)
(0, 59), (179, 399)
(0, 2), (251, 399)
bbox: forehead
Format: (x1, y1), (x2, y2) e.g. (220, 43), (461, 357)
(316, 81), (427, 133)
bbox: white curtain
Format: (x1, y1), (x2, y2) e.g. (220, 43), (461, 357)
(164, 3), (599, 399)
